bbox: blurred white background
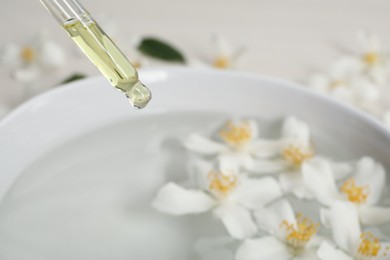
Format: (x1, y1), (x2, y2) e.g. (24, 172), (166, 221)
(0, 0), (389, 112)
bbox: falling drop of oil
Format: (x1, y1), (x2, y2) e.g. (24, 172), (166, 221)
(125, 81), (152, 109)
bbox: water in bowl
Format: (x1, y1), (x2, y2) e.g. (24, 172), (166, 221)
(0, 112), (388, 260)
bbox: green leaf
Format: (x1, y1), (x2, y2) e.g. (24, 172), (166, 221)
(138, 38), (185, 63)
(60, 73), (87, 85)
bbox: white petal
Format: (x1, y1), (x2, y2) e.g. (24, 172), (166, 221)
(307, 235), (325, 249)
(31, 31), (46, 46)
(212, 34), (232, 57)
(236, 237), (290, 260)
(331, 56), (364, 76)
(279, 171), (314, 199)
(0, 44), (22, 66)
(308, 74), (331, 92)
(152, 183), (216, 215)
(189, 158), (214, 190)
(187, 57), (210, 68)
(354, 157), (385, 205)
(331, 57), (362, 77)
(241, 155), (256, 172)
(319, 208), (331, 228)
(353, 79), (379, 103)
(301, 159), (340, 206)
(13, 65), (41, 83)
(184, 133), (226, 155)
(218, 152), (252, 173)
(230, 46), (247, 68)
(295, 247), (321, 260)
(317, 241), (353, 260)
(233, 177), (282, 209)
(281, 117), (311, 146)
(358, 206), (390, 226)
(38, 40), (66, 68)
(329, 160), (353, 180)
(357, 30), (380, 53)
(329, 201), (361, 254)
(368, 66), (387, 86)
(249, 139), (282, 158)
(254, 199), (295, 236)
(251, 159), (290, 174)
(214, 204), (257, 240)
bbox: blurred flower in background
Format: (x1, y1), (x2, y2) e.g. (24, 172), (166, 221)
(308, 58), (379, 106)
(0, 32), (66, 85)
(307, 31), (390, 126)
(351, 31), (389, 85)
(211, 34), (246, 69)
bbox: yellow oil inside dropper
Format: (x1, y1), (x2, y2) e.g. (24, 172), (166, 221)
(40, 0), (151, 109)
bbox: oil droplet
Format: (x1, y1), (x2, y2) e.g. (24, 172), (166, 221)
(125, 81), (152, 109)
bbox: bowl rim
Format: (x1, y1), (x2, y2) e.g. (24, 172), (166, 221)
(1, 67), (388, 138)
(1, 67), (390, 201)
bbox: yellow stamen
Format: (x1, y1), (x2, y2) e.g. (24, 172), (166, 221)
(20, 47), (36, 63)
(282, 145), (314, 168)
(329, 80), (345, 90)
(357, 232), (384, 258)
(213, 56), (230, 69)
(220, 121), (252, 148)
(208, 170), (237, 198)
(340, 178), (369, 205)
(132, 60), (142, 69)
(363, 52), (379, 66)
(280, 213), (319, 253)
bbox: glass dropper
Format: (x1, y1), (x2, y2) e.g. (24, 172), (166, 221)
(40, 0), (152, 109)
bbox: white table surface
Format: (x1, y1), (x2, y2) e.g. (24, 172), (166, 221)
(1, 0), (389, 108)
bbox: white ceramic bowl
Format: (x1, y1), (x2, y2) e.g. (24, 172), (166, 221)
(0, 68), (389, 259)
